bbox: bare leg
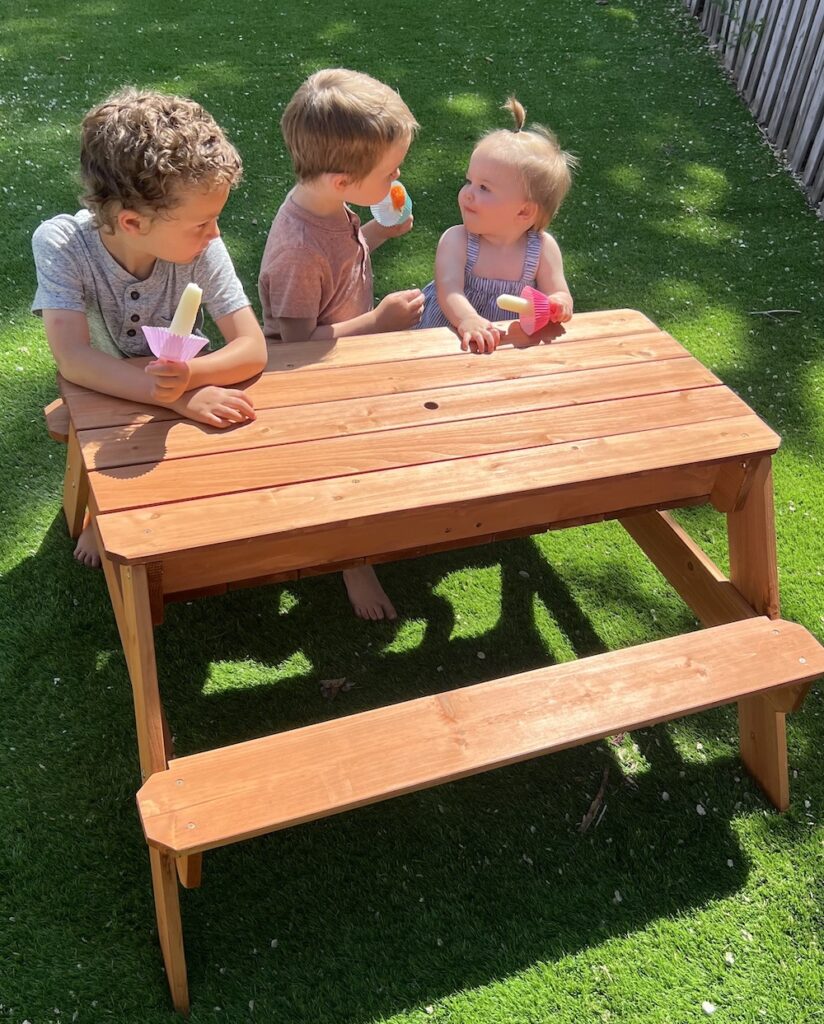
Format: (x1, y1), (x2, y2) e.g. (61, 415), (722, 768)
(74, 514), (101, 568)
(342, 565), (397, 621)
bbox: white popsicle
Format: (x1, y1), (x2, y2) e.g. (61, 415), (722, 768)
(169, 283), (203, 337)
(496, 294), (531, 314)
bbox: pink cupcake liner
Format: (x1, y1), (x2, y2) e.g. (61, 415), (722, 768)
(518, 287), (562, 335)
(142, 326), (210, 362)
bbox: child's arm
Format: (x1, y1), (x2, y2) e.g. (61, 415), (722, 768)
(146, 305), (267, 399)
(433, 227), (501, 353)
(360, 215), (414, 253)
(44, 309), (257, 428)
(535, 232), (573, 323)
(262, 238), (424, 344)
(44, 308), (176, 404)
(277, 288), (424, 343)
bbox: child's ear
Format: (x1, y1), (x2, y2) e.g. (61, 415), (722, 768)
(517, 201), (538, 226)
(117, 207), (150, 237)
(328, 172), (351, 195)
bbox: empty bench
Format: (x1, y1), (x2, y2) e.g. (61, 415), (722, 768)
(136, 616), (824, 1012)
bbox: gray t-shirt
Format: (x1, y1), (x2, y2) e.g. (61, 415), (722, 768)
(31, 209), (250, 359)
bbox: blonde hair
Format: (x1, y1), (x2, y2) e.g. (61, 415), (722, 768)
(80, 87), (243, 232)
(281, 68), (419, 182)
(475, 97), (577, 231)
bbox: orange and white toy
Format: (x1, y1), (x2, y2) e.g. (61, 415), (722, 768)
(370, 180), (413, 227)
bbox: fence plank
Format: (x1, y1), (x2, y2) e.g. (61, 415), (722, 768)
(751, 1), (798, 125)
(784, 12), (824, 159)
(763, 0), (808, 136)
(686, 0), (824, 209)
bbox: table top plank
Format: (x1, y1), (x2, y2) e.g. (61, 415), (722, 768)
(95, 413), (779, 563)
(80, 355), (720, 471)
(62, 326), (688, 431)
(260, 307), (659, 373)
(88, 386), (755, 514)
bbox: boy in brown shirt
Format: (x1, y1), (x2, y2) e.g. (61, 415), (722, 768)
(258, 68), (424, 620)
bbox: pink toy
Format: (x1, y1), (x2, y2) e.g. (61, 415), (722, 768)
(142, 282), (209, 361)
(496, 286), (561, 335)
(141, 326), (210, 362)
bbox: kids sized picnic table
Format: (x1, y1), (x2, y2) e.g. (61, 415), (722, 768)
(53, 308), (824, 1014)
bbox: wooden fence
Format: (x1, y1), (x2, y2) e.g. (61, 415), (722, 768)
(685, 0), (824, 216)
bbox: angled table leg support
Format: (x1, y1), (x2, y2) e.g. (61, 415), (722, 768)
(727, 458), (796, 810)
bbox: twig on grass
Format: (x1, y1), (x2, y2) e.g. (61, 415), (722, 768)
(579, 766), (610, 833)
(747, 308), (801, 319)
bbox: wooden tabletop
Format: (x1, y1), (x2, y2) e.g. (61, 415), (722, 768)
(59, 309), (780, 586)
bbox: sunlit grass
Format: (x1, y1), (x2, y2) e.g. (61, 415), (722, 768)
(2, 0), (824, 1022)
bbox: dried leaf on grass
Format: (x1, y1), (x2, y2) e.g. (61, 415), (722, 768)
(320, 678), (354, 700)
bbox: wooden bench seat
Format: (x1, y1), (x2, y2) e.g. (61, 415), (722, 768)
(138, 617), (824, 857)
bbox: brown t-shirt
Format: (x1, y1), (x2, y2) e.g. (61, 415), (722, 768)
(258, 189), (373, 342)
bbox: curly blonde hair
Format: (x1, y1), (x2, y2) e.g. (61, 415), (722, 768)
(475, 97), (577, 231)
(80, 87), (243, 232)
(281, 68), (419, 182)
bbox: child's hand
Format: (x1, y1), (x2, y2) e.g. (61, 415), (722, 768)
(548, 293), (573, 323)
(385, 214), (414, 239)
(145, 358), (192, 403)
(369, 215), (414, 241)
(374, 288), (425, 331)
(173, 385), (256, 429)
(458, 315), (501, 354)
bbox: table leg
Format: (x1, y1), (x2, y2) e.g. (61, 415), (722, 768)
(117, 563), (173, 779)
(94, 542), (191, 1009)
(150, 847), (190, 1016)
(63, 426), (89, 539)
(727, 457), (791, 809)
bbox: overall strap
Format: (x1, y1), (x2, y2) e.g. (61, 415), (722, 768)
(521, 231), (543, 284)
(465, 232), (481, 273)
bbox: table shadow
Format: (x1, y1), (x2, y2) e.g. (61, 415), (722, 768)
(6, 516), (817, 1023)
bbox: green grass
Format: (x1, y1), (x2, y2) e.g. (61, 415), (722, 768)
(2, 1), (823, 1021)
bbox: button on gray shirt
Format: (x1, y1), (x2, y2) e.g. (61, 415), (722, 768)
(31, 210), (250, 359)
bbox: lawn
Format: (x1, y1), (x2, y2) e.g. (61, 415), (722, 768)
(1, 1), (823, 1022)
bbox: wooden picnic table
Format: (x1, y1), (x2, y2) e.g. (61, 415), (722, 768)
(53, 308), (824, 1015)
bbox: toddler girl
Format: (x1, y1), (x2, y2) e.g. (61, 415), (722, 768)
(418, 98), (577, 352)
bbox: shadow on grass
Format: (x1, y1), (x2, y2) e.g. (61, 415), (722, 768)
(4, 512), (808, 1021)
(3, 0), (824, 1018)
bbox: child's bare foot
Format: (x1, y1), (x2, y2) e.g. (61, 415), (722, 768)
(73, 520), (101, 568)
(343, 565), (397, 621)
